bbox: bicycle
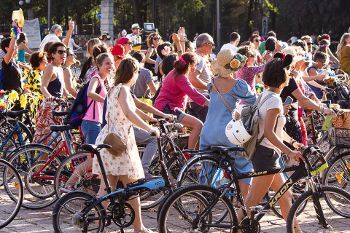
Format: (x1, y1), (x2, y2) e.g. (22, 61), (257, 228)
(53, 119), (186, 211)
(158, 146), (350, 232)
(52, 136), (173, 232)
(0, 159), (23, 229)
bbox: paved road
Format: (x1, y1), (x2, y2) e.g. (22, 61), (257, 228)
(1, 205), (289, 233)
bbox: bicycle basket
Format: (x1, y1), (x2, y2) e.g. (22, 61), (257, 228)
(329, 127), (350, 147)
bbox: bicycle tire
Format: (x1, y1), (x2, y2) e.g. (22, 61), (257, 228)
(158, 184), (237, 233)
(8, 144), (58, 209)
(52, 191), (106, 233)
(140, 156), (182, 210)
(286, 185), (350, 233)
(323, 153), (350, 194)
(54, 151), (99, 198)
(0, 159), (23, 229)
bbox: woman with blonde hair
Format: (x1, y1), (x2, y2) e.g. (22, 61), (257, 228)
(144, 32), (163, 74)
(336, 32), (350, 75)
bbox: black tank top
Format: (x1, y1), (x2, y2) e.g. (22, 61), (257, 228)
(47, 75), (63, 97)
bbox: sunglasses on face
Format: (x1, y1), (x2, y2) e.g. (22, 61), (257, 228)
(153, 37), (160, 41)
(254, 39), (260, 43)
(56, 50), (66, 55)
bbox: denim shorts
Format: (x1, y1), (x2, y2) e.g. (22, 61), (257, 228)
(81, 120), (101, 144)
(162, 105), (186, 122)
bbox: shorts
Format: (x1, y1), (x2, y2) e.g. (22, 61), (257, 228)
(162, 104), (186, 122)
(251, 145), (280, 171)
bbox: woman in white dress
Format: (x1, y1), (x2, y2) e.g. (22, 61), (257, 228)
(93, 57), (160, 233)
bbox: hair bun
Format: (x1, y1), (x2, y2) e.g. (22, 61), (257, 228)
(273, 52), (293, 68)
(283, 54), (293, 67)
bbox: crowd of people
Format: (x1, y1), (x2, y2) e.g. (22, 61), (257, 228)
(2, 18), (350, 232)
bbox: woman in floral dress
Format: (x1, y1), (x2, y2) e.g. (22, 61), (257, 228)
(93, 57), (159, 233)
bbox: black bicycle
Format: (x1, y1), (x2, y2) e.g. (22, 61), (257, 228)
(158, 146), (350, 232)
(0, 159), (23, 229)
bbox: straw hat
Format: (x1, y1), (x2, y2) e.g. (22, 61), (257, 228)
(211, 49), (247, 77)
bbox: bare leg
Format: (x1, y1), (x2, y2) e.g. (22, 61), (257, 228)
(237, 174), (275, 222)
(180, 114), (203, 149)
(65, 154), (92, 186)
(118, 175), (151, 232)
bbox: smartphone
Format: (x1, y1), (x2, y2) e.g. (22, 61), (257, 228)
(284, 96), (293, 105)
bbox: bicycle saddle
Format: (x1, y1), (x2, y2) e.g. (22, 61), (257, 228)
(50, 125), (74, 132)
(5, 109), (28, 118)
(210, 145), (245, 153)
(52, 111), (69, 117)
(81, 144), (111, 153)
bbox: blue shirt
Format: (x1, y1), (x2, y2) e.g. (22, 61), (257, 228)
(200, 79), (256, 150)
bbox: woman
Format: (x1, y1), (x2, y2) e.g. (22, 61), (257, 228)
(200, 49), (255, 197)
(79, 38), (101, 82)
(144, 32), (162, 74)
(236, 46), (266, 91)
(241, 55), (303, 231)
(17, 32), (32, 63)
(93, 58), (159, 233)
(34, 42), (70, 143)
(154, 52), (209, 149)
(337, 32), (350, 75)
(24, 51), (48, 118)
(85, 44), (108, 83)
(62, 48), (78, 97)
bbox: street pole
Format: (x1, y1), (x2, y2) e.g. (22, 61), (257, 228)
(48, 0), (51, 29)
(216, 0), (221, 49)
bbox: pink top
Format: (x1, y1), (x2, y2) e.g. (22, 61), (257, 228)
(154, 70), (207, 111)
(235, 64), (265, 91)
(83, 75), (107, 123)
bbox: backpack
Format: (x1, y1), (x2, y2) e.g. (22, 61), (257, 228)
(240, 93), (274, 159)
(212, 78), (274, 159)
(67, 77), (101, 128)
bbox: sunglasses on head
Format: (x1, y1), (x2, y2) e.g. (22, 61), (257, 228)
(56, 50), (66, 55)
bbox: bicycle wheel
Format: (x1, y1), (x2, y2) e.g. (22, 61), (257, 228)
(0, 159), (23, 229)
(177, 154), (232, 188)
(286, 185), (350, 233)
(323, 153), (350, 193)
(140, 156), (182, 210)
(158, 184), (237, 233)
(8, 144), (58, 209)
(52, 191), (105, 233)
(54, 151), (100, 198)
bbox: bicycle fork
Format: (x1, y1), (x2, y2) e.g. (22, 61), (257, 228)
(307, 178), (330, 229)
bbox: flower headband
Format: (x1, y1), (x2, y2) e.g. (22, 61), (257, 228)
(223, 53), (247, 71)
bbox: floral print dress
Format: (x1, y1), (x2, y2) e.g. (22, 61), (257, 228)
(93, 84), (144, 179)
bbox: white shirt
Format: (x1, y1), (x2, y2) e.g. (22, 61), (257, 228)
(126, 33), (142, 45)
(39, 33), (61, 51)
(258, 90), (286, 155)
(195, 53), (213, 94)
(220, 43), (238, 54)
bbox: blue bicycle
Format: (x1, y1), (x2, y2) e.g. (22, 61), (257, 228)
(52, 137), (171, 233)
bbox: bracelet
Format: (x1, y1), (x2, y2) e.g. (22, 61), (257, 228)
(290, 140), (296, 146)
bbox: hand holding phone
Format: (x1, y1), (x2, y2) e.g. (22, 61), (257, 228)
(284, 96), (293, 105)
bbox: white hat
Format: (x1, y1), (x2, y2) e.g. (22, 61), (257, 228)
(131, 23), (140, 29)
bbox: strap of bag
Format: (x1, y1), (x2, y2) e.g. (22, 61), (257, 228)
(211, 79), (234, 113)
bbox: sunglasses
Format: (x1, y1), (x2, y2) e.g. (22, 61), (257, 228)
(56, 50), (66, 55)
(254, 39), (260, 43)
(153, 37), (160, 41)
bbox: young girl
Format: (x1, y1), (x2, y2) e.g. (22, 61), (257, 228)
(93, 58), (159, 233)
